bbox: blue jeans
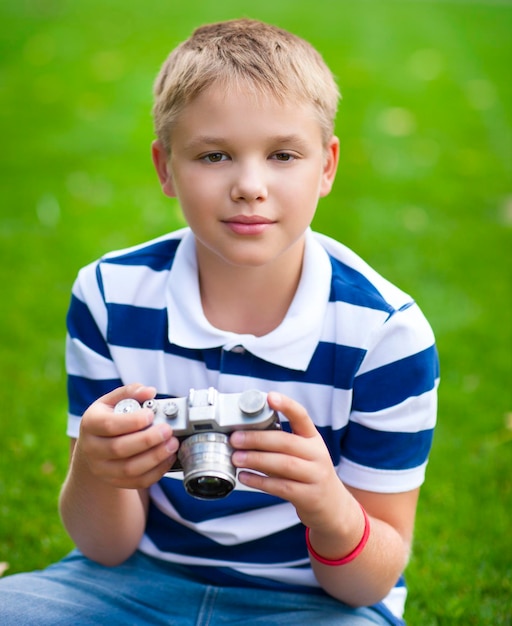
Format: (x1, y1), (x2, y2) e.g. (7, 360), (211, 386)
(0, 550), (402, 625)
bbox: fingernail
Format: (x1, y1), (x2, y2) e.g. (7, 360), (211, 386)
(232, 450), (247, 466)
(230, 431), (245, 446)
(165, 438), (179, 454)
(267, 391), (281, 406)
(158, 423), (173, 439)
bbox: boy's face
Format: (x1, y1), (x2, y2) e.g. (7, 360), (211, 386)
(152, 85), (338, 272)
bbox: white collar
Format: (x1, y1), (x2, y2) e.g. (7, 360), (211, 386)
(165, 229), (332, 371)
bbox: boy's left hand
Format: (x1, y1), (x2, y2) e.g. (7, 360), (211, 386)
(230, 391), (347, 530)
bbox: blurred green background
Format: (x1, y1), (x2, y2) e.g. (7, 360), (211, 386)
(0, 0), (510, 623)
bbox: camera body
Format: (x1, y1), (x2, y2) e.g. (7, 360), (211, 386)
(114, 388), (280, 499)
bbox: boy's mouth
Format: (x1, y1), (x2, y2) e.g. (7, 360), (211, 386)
(222, 215), (275, 235)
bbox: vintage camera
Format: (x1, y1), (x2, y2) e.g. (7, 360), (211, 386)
(114, 388), (280, 500)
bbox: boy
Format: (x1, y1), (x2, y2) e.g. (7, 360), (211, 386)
(0, 19), (438, 625)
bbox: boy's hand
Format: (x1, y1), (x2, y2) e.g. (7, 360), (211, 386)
(74, 384), (179, 490)
(230, 392), (349, 531)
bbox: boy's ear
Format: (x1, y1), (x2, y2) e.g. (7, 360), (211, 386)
(319, 136), (340, 198)
(152, 140), (177, 198)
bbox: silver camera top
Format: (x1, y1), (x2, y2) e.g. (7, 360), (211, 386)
(114, 387), (279, 438)
(115, 388), (280, 499)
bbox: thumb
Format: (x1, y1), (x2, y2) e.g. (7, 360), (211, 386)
(100, 383), (157, 408)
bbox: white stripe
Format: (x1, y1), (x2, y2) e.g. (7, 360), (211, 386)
(357, 304), (435, 375)
(338, 458), (429, 492)
(66, 336), (117, 379)
(66, 414), (81, 438)
(109, 345), (218, 394)
(150, 482), (300, 545)
(233, 565), (319, 588)
(322, 300), (390, 348)
(382, 585), (407, 620)
(73, 261), (108, 337)
(351, 384), (438, 433)
(101, 263), (168, 307)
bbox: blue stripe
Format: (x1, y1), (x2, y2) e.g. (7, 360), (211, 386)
(102, 238), (180, 271)
(107, 304), (169, 349)
(396, 574), (406, 587)
(106, 304), (206, 363)
(317, 424), (346, 466)
(67, 294), (111, 359)
(146, 502), (307, 564)
(181, 563), (319, 594)
(95, 263), (105, 300)
(158, 475), (286, 524)
(341, 422), (434, 470)
(353, 345), (439, 412)
(217, 342), (366, 389)
(329, 256), (395, 313)
(68, 375), (122, 417)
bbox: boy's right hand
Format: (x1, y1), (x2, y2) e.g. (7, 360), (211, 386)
(74, 383), (179, 490)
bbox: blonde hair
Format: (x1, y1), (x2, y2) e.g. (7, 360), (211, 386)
(153, 18), (340, 152)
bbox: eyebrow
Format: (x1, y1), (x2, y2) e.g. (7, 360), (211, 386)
(184, 136), (227, 150)
(270, 134), (309, 148)
(183, 134), (309, 152)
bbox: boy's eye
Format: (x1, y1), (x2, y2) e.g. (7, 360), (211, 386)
(272, 152), (294, 162)
(202, 153), (227, 163)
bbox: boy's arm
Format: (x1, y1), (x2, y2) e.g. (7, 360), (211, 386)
(59, 384), (179, 567)
(307, 486), (418, 606)
(60, 439), (150, 567)
(231, 392), (421, 607)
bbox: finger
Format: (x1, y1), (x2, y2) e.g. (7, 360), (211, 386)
(135, 457), (179, 489)
(230, 429), (312, 459)
(82, 384), (157, 438)
(232, 448), (312, 484)
(268, 392), (319, 439)
(113, 438), (178, 482)
(107, 423), (178, 460)
(237, 470), (304, 502)
(109, 451), (177, 490)
(83, 404), (153, 438)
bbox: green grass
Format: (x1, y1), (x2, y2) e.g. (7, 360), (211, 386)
(0, 0), (510, 623)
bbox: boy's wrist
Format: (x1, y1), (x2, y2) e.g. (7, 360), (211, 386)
(306, 503), (370, 566)
(305, 498), (369, 563)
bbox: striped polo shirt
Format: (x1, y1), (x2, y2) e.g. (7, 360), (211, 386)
(66, 227), (439, 622)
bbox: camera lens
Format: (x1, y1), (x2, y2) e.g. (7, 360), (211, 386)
(187, 475), (233, 499)
(178, 433), (236, 500)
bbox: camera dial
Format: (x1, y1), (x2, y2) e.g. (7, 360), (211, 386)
(238, 389), (267, 416)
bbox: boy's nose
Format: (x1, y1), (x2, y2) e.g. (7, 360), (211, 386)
(230, 163), (268, 203)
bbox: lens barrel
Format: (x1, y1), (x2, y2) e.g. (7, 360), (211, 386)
(178, 432), (236, 499)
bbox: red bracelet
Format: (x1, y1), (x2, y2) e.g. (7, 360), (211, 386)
(305, 504), (370, 566)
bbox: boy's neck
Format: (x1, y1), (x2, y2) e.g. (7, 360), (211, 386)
(196, 240), (305, 337)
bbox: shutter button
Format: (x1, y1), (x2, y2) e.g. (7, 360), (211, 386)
(238, 390), (267, 416)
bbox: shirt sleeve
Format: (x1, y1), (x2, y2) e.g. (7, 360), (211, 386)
(65, 260), (122, 438)
(338, 302), (439, 493)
